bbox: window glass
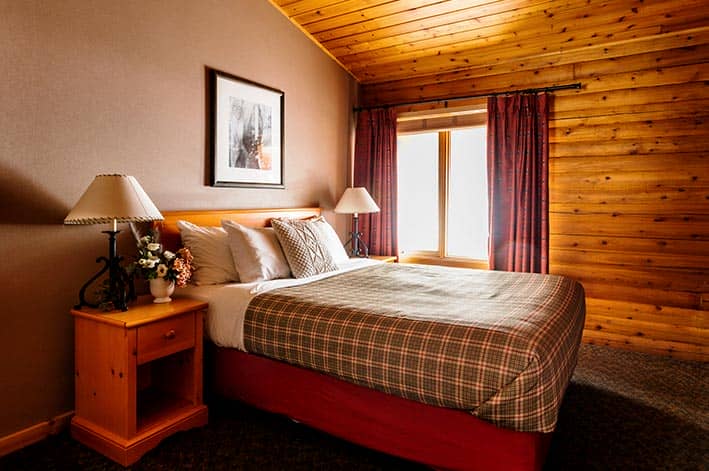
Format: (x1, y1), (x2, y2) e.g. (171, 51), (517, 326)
(397, 133), (439, 252)
(448, 127), (488, 259)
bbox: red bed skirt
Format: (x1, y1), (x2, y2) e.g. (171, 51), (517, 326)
(211, 347), (551, 471)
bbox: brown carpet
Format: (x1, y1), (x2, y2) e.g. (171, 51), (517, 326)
(545, 344), (707, 470)
(1, 344), (706, 470)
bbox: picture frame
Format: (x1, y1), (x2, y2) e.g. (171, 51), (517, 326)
(210, 69), (285, 188)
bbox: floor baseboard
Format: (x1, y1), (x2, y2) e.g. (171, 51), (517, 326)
(0, 411), (74, 458)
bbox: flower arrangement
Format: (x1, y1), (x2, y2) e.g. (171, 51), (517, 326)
(132, 232), (193, 287)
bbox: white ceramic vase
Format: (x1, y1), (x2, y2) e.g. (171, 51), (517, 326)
(149, 277), (175, 303)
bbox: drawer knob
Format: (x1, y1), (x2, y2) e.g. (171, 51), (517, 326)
(164, 329), (176, 340)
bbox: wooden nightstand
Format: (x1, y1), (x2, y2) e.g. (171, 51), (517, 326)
(369, 255), (398, 263)
(70, 296), (209, 466)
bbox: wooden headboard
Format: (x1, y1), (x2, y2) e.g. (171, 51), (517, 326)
(153, 207), (321, 251)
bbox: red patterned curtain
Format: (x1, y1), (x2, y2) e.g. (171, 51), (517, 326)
(487, 93), (549, 273)
(353, 108), (398, 256)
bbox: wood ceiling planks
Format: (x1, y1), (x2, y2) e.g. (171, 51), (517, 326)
(270, 0), (709, 87)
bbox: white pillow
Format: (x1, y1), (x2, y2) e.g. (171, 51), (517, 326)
(308, 216), (349, 263)
(176, 220), (239, 285)
(221, 220), (291, 283)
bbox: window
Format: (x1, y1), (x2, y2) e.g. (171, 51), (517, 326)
(397, 125), (488, 265)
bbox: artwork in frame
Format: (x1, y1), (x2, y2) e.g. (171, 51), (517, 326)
(210, 69), (284, 188)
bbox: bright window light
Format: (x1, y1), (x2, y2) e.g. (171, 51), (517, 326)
(397, 133), (439, 253)
(448, 127), (488, 259)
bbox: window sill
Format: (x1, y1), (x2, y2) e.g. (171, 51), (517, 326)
(398, 253), (489, 270)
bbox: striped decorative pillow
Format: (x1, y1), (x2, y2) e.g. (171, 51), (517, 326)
(271, 218), (338, 278)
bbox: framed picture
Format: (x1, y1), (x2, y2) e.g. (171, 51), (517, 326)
(210, 69), (284, 188)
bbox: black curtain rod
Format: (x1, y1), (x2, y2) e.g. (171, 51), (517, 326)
(353, 82), (582, 112)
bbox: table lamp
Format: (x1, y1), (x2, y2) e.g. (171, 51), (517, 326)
(64, 174), (164, 311)
(334, 187), (380, 257)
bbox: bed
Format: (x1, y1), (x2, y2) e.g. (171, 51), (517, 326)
(154, 207), (586, 471)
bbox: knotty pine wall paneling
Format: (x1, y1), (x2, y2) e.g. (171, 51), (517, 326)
(361, 6), (708, 361)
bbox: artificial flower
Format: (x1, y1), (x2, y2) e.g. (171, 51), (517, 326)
(131, 232), (192, 286)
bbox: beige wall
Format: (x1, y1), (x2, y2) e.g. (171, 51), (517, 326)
(0, 0), (356, 436)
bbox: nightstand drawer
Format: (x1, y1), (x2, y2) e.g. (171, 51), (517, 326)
(137, 313), (195, 364)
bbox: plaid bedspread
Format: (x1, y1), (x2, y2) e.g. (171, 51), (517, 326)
(243, 263), (585, 432)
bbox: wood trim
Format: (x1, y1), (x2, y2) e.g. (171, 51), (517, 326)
(369, 255), (398, 263)
(398, 111), (487, 135)
(0, 411), (73, 458)
(438, 131), (450, 259)
(396, 102), (488, 134)
(154, 207), (321, 251)
(397, 102), (487, 121)
(399, 253), (489, 270)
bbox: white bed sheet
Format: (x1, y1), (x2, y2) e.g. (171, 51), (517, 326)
(179, 258), (380, 350)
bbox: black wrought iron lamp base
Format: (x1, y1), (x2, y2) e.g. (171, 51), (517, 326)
(75, 230), (135, 312)
(343, 214), (370, 258)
